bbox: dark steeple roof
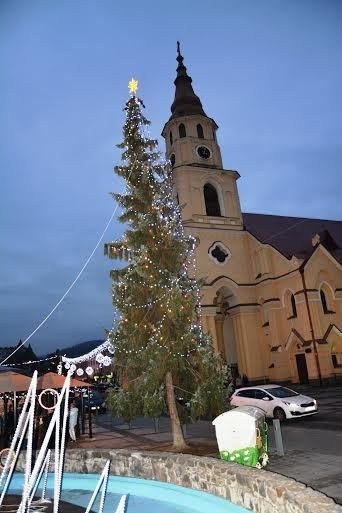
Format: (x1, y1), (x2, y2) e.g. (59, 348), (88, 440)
(169, 42), (207, 120)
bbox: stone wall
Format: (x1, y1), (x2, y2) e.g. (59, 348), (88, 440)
(58, 449), (341, 513)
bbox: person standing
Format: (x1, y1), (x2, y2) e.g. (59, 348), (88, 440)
(41, 408), (54, 449)
(5, 403), (15, 446)
(68, 400), (79, 443)
(235, 374), (243, 388)
(73, 392), (82, 438)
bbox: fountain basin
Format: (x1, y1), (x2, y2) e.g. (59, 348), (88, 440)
(13, 449), (341, 513)
(8, 472), (249, 513)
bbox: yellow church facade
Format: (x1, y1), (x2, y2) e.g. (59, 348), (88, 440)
(162, 45), (342, 384)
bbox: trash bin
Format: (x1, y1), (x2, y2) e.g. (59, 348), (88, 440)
(212, 405), (268, 468)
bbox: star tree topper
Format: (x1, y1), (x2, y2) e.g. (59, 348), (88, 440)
(128, 77), (138, 95)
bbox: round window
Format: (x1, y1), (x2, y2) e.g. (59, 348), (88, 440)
(208, 242), (231, 265)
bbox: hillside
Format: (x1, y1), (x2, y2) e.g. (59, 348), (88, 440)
(45, 339), (105, 359)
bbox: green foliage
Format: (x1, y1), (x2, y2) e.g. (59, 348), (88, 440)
(142, 386), (166, 418)
(190, 346), (228, 419)
(104, 92), (227, 427)
(106, 387), (141, 424)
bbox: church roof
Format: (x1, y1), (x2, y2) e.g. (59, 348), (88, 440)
(242, 212), (342, 264)
(169, 42), (207, 120)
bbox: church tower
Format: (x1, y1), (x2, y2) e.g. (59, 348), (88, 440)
(162, 43), (247, 370)
(162, 43), (243, 228)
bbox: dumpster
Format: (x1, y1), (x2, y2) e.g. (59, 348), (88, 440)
(212, 405), (268, 468)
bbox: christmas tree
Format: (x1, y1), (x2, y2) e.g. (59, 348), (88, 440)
(104, 79), (226, 450)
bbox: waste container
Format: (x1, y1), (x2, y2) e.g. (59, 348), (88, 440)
(212, 405), (268, 468)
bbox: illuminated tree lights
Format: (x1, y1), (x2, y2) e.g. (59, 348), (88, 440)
(104, 80), (226, 450)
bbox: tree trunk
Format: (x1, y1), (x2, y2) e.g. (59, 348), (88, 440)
(165, 371), (189, 451)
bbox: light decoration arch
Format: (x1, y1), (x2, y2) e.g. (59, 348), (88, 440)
(61, 338), (114, 377)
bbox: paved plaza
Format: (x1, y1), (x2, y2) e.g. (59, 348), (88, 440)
(75, 384), (342, 506)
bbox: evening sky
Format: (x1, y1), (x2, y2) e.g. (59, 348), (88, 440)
(1, 0), (341, 356)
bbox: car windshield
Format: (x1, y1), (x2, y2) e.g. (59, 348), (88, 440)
(268, 386), (299, 398)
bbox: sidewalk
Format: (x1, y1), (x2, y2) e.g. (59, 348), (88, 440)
(75, 414), (342, 505)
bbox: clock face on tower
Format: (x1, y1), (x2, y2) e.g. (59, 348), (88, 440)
(197, 145), (211, 160)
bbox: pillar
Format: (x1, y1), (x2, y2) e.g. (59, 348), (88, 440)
(215, 313), (226, 359)
(201, 306), (219, 353)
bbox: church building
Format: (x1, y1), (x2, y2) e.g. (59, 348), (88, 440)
(162, 45), (342, 384)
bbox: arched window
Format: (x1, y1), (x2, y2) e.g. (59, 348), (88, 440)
(331, 340), (342, 368)
(320, 289), (328, 314)
(204, 183), (221, 216)
(284, 290), (297, 319)
(290, 294), (297, 318)
(179, 123), (186, 138)
(213, 129), (216, 142)
(197, 123), (204, 139)
(170, 131), (173, 145)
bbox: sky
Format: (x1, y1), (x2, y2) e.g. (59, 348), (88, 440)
(1, 0), (341, 357)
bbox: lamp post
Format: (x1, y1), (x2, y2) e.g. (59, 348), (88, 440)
(87, 392), (93, 438)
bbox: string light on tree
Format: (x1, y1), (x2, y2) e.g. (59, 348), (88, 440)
(104, 75), (226, 450)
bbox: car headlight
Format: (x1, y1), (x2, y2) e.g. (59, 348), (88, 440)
(282, 401), (297, 408)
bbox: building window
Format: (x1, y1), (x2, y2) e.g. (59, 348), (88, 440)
(332, 353), (342, 368)
(179, 123), (186, 138)
(291, 294), (297, 318)
(331, 338), (342, 367)
(211, 245), (228, 263)
(213, 129), (216, 142)
(204, 183), (221, 216)
(170, 131), (173, 145)
(170, 153), (175, 167)
(320, 289), (328, 314)
(208, 241), (231, 265)
(285, 290), (297, 319)
(197, 123), (204, 138)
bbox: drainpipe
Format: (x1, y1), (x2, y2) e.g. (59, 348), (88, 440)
(299, 266), (322, 385)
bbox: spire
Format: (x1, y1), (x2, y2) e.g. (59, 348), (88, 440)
(170, 42), (207, 119)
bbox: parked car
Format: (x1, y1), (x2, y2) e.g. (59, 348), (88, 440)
(229, 384), (318, 421)
(82, 390), (106, 413)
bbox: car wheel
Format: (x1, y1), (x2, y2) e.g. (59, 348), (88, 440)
(273, 407), (286, 422)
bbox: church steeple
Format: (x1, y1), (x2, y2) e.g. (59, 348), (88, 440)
(162, 43), (222, 170)
(170, 42), (207, 120)
(162, 42), (243, 231)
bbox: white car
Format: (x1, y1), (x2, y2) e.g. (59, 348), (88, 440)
(229, 384), (318, 421)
